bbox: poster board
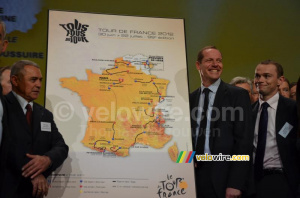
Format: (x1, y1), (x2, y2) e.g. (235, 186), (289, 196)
(46, 10), (195, 198)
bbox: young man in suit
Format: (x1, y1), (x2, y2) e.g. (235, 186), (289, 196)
(252, 60), (299, 198)
(190, 46), (253, 198)
(0, 60), (69, 198)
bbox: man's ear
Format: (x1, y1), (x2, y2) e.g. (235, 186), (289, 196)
(277, 76), (285, 87)
(10, 75), (18, 87)
(196, 61), (201, 71)
(1, 40), (8, 53)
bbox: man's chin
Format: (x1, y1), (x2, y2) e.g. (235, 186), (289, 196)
(209, 76), (220, 82)
(31, 93), (40, 100)
(258, 90), (267, 97)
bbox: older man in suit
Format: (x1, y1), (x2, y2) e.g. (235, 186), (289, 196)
(252, 60), (299, 198)
(190, 46), (253, 198)
(0, 60), (68, 198)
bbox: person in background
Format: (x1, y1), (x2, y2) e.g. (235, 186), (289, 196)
(0, 66), (12, 95)
(297, 77), (300, 137)
(229, 76), (253, 102)
(0, 19), (9, 146)
(0, 20), (8, 55)
(251, 80), (259, 104)
(297, 78), (300, 198)
(252, 60), (299, 198)
(290, 82), (297, 101)
(279, 78), (290, 98)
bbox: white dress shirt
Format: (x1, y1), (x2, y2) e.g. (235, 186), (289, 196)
(253, 92), (282, 168)
(195, 78), (221, 154)
(12, 91), (33, 114)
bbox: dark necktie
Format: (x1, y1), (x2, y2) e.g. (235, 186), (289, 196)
(26, 103), (33, 130)
(254, 102), (269, 181)
(196, 88), (210, 154)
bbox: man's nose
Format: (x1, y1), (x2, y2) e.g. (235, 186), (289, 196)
(36, 80), (42, 88)
(212, 60), (219, 66)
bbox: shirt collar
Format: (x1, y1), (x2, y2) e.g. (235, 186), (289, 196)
(12, 91), (33, 111)
(258, 92), (279, 110)
(201, 78), (221, 94)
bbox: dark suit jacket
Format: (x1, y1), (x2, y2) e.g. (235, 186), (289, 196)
(190, 80), (253, 198)
(0, 85), (4, 189)
(0, 92), (69, 198)
(252, 95), (299, 195)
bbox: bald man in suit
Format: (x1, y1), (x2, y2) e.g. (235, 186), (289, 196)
(190, 46), (253, 198)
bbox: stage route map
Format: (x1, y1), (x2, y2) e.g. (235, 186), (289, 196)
(60, 54), (178, 160)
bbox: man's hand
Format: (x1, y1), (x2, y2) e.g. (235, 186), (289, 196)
(22, 154), (51, 179)
(226, 188), (241, 198)
(31, 174), (49, 198)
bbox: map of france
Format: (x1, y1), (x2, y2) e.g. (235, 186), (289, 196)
(60, 55), (172, 157)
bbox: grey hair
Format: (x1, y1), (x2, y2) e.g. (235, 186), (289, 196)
(229, 76), (252, 93)
(11, 60), (40, 79)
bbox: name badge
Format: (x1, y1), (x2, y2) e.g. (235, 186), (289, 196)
(279, 122), (293, 138)
(41, 122), (51, 132)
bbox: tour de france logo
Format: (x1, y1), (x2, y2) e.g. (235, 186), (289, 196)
(59, 19), (89, 44)
(157, 174), (188, 198)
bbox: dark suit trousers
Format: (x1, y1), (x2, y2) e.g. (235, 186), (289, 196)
(16, 177), (33, 198)
(195, 162), (218, 198)
(256, 173), (295, 198)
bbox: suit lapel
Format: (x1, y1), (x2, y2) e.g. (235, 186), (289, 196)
(275, 95), (291, 165)
(210, 81), (226, 130)
(5, 92), (32, 135)
(32, 103), (43, 139)
(193, 87), (202, 118)
(192, 88), (201, 148)
(275, 96), (287, 137)
(209, 80), (227, 152)
(252, 101), (259, 125)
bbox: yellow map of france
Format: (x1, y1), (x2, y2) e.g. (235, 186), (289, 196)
(60, 55), (173, 157)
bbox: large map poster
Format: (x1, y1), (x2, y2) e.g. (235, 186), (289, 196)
(46, 10), (195, 198)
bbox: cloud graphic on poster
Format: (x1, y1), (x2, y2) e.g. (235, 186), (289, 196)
(0, 0), (42, 33)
